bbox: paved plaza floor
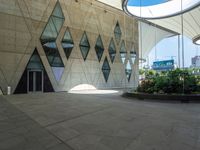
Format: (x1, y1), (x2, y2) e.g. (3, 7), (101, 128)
(0, 91), (200, 150)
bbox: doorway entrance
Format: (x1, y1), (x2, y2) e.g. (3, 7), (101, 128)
(27, 70), (43, 93)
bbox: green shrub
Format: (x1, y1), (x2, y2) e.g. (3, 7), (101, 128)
(137, 79), (155, 93)
(137, 68), (200, 94)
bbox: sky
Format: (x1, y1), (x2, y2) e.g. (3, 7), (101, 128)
(147, 35), (200, 68)
(128, 0), (168, 6)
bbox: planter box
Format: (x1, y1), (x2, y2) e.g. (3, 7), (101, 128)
(123, 92), (200, 103)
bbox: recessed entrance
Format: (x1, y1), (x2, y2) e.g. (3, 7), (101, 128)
(28, 70), (43, 93)
(15, 49), (54, 94)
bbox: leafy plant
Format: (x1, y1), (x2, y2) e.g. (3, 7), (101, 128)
(137, 68), (200, 94)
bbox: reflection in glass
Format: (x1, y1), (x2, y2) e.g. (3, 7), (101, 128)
(27, 50), (44, 70)
(130, 51), (137, 64)
(120, 40), (127, 64)
(52, 67), (64, 82)
(79, 31), (90, 61)
(95, 35), (104, 62)
(125, 60), (132, 81)
(108, 38), (116, 63)
(40, 2), (64, 67)
(114, 21), (122, 44)
(62, 28), (74, 59)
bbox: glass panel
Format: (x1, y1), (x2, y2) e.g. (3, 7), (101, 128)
(27, 50), (44, 70)
(62, 28), (74, 59)
(120, 40), (127, 64)
(130, 51), (136, 64)
(102, 57), (111, 82)
(108, 38), (116, 63)
(40, 2), (64, 67)
(114, 21), (122, 44)
(29, 72), (33, 92)
(79, 32), (90, 61)
(52, 67), (64, 82)
(41, 18), (57, 40)
(51, 55), (64, 67)
(52, 2), (65, 19)
(51, 16), (64, 33)
(36, 72), (42, 91)
(125, 60), (132, 82)
(42, 45), (64, 67)
(95, 35), (104, 62)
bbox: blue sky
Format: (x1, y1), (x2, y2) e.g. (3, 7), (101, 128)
(128, 0), (168, 6)
(147, 35), (200, 68)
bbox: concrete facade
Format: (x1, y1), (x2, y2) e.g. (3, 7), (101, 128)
(0, 0), (139, 94)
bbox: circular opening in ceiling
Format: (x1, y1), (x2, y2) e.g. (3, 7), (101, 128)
(123, 0), (200, 19)
(130, 0), (170, 7)
(193, 35), (200, 45)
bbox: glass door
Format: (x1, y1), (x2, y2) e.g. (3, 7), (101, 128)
(28, 70), (43, 93)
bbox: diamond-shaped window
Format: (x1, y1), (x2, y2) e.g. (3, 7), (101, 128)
(130, 51), (137, 64)
(125, 60), (132, 82)
(40, 2), (64, 67)
(114, 21), (122, 44)
(120, 40), (127, 64)
(79, 31), (90, 61)
(108, 38), (116, 63)
(62, 28), (74, 59)
(102, 57), (111, 82)
(95, 35), (104, 62)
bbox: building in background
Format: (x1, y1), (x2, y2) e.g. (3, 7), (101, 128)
(191, 56), (200, 68)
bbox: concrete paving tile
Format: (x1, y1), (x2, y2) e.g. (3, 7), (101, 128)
(0, 136), (26, 150)
(66, 134), (111, 150)
(47, 143), (73, 150)
(2, 92), (200, 150)
(47, 125), (80, 141)
(99, 136), (133, 150)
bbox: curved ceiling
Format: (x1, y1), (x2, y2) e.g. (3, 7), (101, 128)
(149, 6), (200, 40)
(123, 0), (200, 19)
(97, 0), (200, 56)
(97, 0), (200, 40)
(193, 35), (200, 45)
(97, 0), (122, 9)
(139, 22), (175, 58)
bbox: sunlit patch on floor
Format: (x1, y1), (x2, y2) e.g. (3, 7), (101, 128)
(68, 84), (119, 94)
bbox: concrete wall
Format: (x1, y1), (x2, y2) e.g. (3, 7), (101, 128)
(0, 0), (139, 94)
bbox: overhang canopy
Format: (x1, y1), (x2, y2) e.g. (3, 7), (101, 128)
(123, 0), (200, 19)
